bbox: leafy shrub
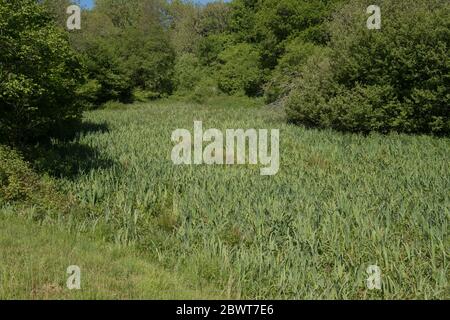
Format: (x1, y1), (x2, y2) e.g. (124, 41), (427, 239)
(0, 144), (85, 222)
(285, 53), (336, 127)
(217, 43), (264, 96)
(190, 77), (219, 104)
(76, 79), (102, 110)
(254, 0), (333, 69)
(264, 40), (328, 103)
(123, 28), (175, 98)
(229, 0), (343, 69)
(173, 53), (206, 93)
(286, 0), (450, 134)
(0, 0), (85, 143)
(76, 26), (134, 104)
(0, 145), (38, 202)
(196, 1), (232, 37)
(197, 33), (235, 66)
(327, 84), (406, 132)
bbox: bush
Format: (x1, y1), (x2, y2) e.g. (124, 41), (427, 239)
(173, 53), (206, 93)
(286, 0), (450, 134)
(285, 53), (336, 127)
(76, 79), (102, 110)
(264, 40), (327, 103)
(190, 77), (219, 104)
(76, 25), (134, 104)
(0, 144), (82, 220)
(123, 28), (175, 98)
(0, 145), (38, 202)
(0, 0), (85, 144)
(217, 43), (264, 96)
(197, 33), (235, 66)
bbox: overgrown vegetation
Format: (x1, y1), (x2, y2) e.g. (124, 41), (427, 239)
(54, 100), (448, 299)
(285, 0), (450, 135)
(0, 0), (84, 144)
(2, 0), (447, 138)
(0, 0), (449, 300)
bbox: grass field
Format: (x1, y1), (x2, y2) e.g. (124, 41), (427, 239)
(0, 213), (222, 299)
(1, 98), (449, 299)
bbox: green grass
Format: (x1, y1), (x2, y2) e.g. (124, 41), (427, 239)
(0, 213), (222, 299)
(2, 97), (449, 299)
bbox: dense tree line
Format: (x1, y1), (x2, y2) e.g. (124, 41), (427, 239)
(1, 0), (448, 144)
(285, 0), (450, 134)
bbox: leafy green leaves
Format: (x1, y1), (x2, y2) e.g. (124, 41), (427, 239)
(0, 0), (85, 143)
(286, 0), (450, 134)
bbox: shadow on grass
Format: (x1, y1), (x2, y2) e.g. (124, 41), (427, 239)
(52, 120), (110, 142)
(19, 121), (115, 179)
(77, 120), (110, 136)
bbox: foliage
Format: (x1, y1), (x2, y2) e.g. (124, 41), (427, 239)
(122, 27), (175, 98)
(75, 14), (133, 104)
(0, 0), (85, 143)
(166, 0), (202, 54)
(197, 1), (232, 36)
(40, 0), (73, 28)
(0, 146), (38, 202)
(76, 79), (102, 110)
(173, 53), (206, 93)
(72, 0), (175, 105)
(132, 88), (162, 102)
(166, 0), (344, 100)
(190, 77), (219, 104)
(196, 33), (236, 66)
(264, 40), (328, 103)
(230, 0), (345, 69)
(101, 100), (129, 110)
(172, 55), (219, 104)
(255, 0), (335, 68)
(286, 0), (450, 134)
(2, 0), (449, 301)
(217, 43), (264, 96)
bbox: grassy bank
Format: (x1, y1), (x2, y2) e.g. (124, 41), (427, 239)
(0, 213), (222, 299)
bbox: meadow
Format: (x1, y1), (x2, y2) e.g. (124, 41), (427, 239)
(5, 98), (445, 299)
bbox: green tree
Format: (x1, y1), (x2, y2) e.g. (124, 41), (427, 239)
(230, 0), (344, 69)
(71, 0), (175, 104)
(286, 0), (450, 134)
(197, 1), (231, 36)
(40, 0), (74, 27)
(0, 0), (85, 143)
(264, 40), (328, 103)
(217, 43), (264, 96)
(166, 0), (202, 54)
